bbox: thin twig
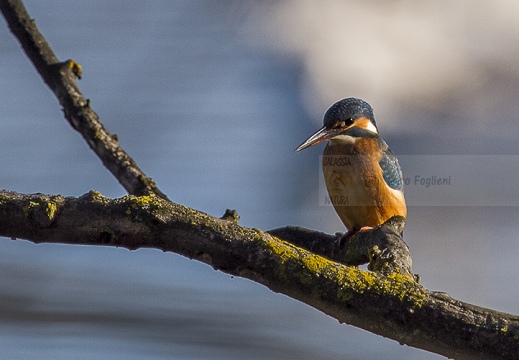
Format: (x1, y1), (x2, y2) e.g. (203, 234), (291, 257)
(0, 0), (169, 200)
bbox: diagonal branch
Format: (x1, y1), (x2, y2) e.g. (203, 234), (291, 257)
(0, 190), (518, 360)
(0, 0), (169, 200)
(2, 1), (519, 359)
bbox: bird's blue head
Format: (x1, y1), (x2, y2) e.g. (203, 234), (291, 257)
(323, 98), (376, 130)
(295, 98), (378, 152)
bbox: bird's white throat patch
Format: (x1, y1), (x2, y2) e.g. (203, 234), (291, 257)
(330, 134), (356, 144)
(364, 121), (378, 134)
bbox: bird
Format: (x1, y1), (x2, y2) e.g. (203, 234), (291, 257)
(295, 98), (406, 237)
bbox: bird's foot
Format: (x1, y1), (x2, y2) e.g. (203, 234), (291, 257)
(358, 226), (374, 232)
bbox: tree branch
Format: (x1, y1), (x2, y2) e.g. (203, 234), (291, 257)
(0, 0), (169, 200)
(0, 190), (518, 360)
(2, 1), (519, 359)
(268, 216), (415, 278)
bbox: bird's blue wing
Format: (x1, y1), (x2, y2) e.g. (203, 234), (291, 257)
(378, 141), (404, 191)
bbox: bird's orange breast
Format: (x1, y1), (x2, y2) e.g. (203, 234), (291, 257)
(322, 137), (406, 232)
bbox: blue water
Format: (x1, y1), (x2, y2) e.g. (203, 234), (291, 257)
(1, 1), (518, 359)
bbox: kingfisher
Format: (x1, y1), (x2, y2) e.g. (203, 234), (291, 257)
(295, 98), (406, 237)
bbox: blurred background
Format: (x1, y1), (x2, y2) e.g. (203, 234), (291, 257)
(1, 1), (519, 359)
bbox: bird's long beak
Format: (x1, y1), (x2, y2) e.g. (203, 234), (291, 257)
(295, 126), (339, 152)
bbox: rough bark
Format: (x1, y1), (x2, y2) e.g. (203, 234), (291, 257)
(2, 0), (519, 359)
(0, 190), (518, 360)
(269, 215), (415, 278)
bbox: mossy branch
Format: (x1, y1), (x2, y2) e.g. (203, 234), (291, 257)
(0, 190), (518, 360)
(0, 0), (169, 200)
(2, 0), (519, 359)
(269, 215), (414, 278)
